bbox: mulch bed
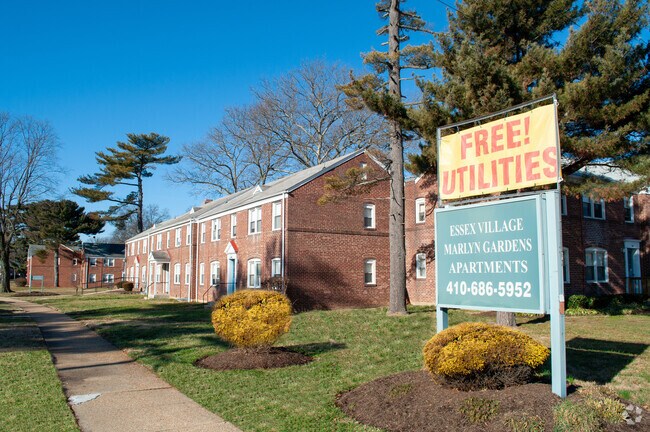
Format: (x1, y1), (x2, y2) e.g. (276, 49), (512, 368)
(336, 371), (647, 432)
(195, 347), (313, 370)
(12, 292), (59, 297)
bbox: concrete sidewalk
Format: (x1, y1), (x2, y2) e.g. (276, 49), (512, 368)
(1, 297), (241, 432)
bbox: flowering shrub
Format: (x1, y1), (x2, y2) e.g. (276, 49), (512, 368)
(211, 290), (292, 348)
(423, 322), (549, 390)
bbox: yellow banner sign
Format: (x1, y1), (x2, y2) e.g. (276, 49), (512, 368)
(438, 104), (560, 200)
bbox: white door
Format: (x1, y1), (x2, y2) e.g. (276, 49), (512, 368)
(624, 240), (641, 294)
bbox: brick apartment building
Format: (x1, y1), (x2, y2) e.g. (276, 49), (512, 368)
(124, 150), (391, 310)
(404, 175), (650, 303)
(26, 243), (125, 289)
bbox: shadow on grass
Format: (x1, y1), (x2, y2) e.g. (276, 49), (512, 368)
(66, 302), (211, 323)
(566, 337), (648, 384)
(285, 341), (347, 356)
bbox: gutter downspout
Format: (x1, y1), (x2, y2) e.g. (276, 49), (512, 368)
(282, 193), (287, 292)
(188, 221), (194, 302)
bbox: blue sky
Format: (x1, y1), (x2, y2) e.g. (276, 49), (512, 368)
(1, 1), (449, 234)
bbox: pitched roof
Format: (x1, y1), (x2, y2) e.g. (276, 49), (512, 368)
(82, 243), (125, 258)
(126, 149), (367, 242)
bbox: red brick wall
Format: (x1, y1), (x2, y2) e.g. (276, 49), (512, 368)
(27, 246), (82, 288)
(285, 154), (391, 310)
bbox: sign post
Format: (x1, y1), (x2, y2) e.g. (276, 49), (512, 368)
(434, 96), (567, 398)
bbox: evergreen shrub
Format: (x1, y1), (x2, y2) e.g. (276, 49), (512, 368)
(211, 289), (292, 348)
(423, 322), (549, 390)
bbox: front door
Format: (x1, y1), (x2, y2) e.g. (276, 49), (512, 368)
(624, 240), (641, 294)
(227, 255), (237, 295)
(162, 263), (170, 293)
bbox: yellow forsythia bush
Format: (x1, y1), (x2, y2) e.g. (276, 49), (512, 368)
(423, 322), (549, 389)
(211, 290), (292, 348)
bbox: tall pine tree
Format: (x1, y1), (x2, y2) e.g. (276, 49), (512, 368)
(341, 0), (434, 315)
(25, 200), (104, 287)
(73, 133), (181, 233)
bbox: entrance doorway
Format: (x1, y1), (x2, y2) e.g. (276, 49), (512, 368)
(227, 255), (237, 295)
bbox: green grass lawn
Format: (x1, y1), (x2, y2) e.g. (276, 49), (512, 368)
(0, 303), (78, 432)
(35, 295), (650, 431)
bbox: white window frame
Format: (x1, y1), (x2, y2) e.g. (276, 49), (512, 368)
(175, 228), (181, 246)
(363, 203), (375, 229)
(247, 259), (262, 288)
(272, 202), (282, 231)
(210, 261), (220, 285)
(72, 273), (77, 282)
(89, 258), (97, 267)
(73, 258), (78, 266)
(156, 234), (162, 250)
(89, 274), (96, 283)
(248, 207), (262, 234)
(582, 195), (605, 220)
(173, 263), (181, 285)
(185, 263), (191, 285)
(200, 223), (206, 243)
(186, 226), (191, 245)
(271, 258), (282, 277)
(212, 218), (221, 241)
(415, 198), (426, 224)
(166, 232), (170, 248)
(103, 273), (114, 283)
(143, 239), (147, 253)
(585, 248), (608, 283)
(231, 214), (237, 238)
(364, 259), (376, 285)
(562, 247), (570, 284)
(105, 258), (114, 267)
(416, 253), (427, 279)
(136, 242), (139, 255)
(560, 194), (567, 216)
(624, 196), (634, 223)
(199, 263), (205, 286)
(360, 162), (368, 181)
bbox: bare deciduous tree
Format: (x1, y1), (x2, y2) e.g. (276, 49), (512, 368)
(170, 60), (389, 196)
(110, 204), (171, 243)
(0, 113), (58, 292)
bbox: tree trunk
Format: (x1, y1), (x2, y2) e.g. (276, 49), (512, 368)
(386, 0), (407, 315)
(496, 311), (517, 327)
(53, 247), (59, 288)
(137, 175), (144, 233)
(0, 244), (12, 293)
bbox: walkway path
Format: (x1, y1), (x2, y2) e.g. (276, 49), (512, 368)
(1, 297), (241, 432)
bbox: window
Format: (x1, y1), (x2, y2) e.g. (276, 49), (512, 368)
(103, 274), (114, 283)
(360, 162), (368, 181)
(624, 197), (634, 223)
(89, 258), (97, 267)
(582, 195), (605, 220)
(199, 263), (205, 286)
(231, 214), (237, 238)
(271, 258), (282, 277)
(210, 261), (220, 285)
(143, 239), (147, 253)
(186, 226), (191, 245)
(212, 219), (221, 241)
(150, 237), (154, 251)
(272, 202), (282, 231)
(136, 242), (139, 255)
(166, 232), (170, 248)
(105, 258), (114, 267)
(156, 234), (162, 250)
(562, 248), (570, 284)
(72, 273), (77, 282)
(560, 194), (567, 216)
(73, 258), (78, 266)
(185, 263), (191, 285)
(89, 274), (96, 283)
(200, 223), (206, 243)
(173, 263), (181, 284)
(175, 228), (181, 246)
(249, 207), (262, 234)
(585, 248), (608, 283)
(363, 203), (375, 229)
(142, 268), (147, 284)
(364, 259), (376, 285)
(248, 259), (261, 288)
(415, 198), (426, 223)
(155, 264), (161, 282)
(416, 253), (427, 279)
